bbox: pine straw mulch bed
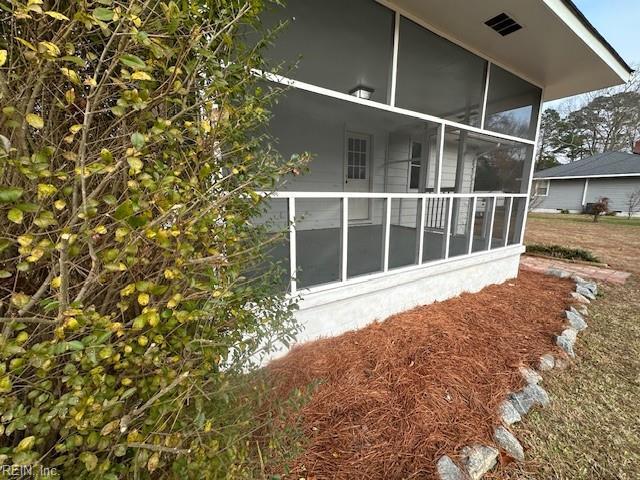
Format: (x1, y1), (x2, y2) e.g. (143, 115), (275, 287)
(266, 270), (574, 480)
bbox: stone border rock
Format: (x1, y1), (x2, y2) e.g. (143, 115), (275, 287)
(436, 271), (596, 480)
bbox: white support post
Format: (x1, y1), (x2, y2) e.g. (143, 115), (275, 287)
(444, 198), (453, 259)
(341, 197), (349, 282)
(383, 197), (391, 272)
(487, 197), (497, 251)
(389, 11), (400, 107)
(519, 89), (546, 245)
(467, 196), (477, 255)
(288, 197), (297, 294)
(416, 196), (426, 265)
(504, 197), (514, 247)
(435, 123), (445, 194)
(480, 63), (491, 130)
(581, 178), (590, 207)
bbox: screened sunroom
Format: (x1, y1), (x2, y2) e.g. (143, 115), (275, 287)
(252, 0), (631, 344)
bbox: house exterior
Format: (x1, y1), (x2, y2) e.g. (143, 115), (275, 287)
(533, 148), (640, 215)
(258, 0), (632, 351)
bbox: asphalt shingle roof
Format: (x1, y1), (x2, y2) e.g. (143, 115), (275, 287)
(534, 152), (640, 179)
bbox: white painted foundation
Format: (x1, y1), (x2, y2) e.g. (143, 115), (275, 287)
(268, 245), (524, 362)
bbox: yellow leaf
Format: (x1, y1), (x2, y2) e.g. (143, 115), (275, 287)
(38, 41), (60, 57)
(94, 225), (107, 235)
(100, 420), (119, 436)
(17, 235), (33, 247)
(64, 88), (75, 105)
(15, 436), (35, 453)
(37, 183), (57, 199)
(27, 248), (44, 262)
(147, 453), (160, 473)
(51, 276), (61, 288)
(69, 124), (82, 134)
(164, 269), (175, 280)
(137, 293), (149, 306)
(44, 11), (70, 21)
(61, 67), (81, 85)
(26, 113), (44, 129)
(16, 37), (36, 52)
(120, 284), (135, 297)
(131, 71), (152, 81)
(54, 199), (66, 210)
(0, 50), (6, 67)
(11, 293), (30, 308)
(84, 76), (97, 87)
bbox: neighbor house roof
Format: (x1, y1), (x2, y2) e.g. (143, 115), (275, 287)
(534, 152), (640, 180)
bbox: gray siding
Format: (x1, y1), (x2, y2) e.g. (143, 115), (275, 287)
(585, 177), (640, 212)
(537, 179), (585, 211)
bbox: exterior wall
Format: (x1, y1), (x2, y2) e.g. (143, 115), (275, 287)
(585, 177), (640, 212)
(266, 246), (524, 361)
(535, 179), (585, 211)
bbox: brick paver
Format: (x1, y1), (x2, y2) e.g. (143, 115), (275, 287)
(520, 256), (632, 285)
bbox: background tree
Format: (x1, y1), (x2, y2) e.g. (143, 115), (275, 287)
(626, 189), (640, 219)
(0, 1), (306, 478)
(539, 71), (640, 166)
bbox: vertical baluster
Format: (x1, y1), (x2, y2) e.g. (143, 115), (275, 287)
(467, 197), (477, 255)
(503, 197), (514, 247)
(288, 197), (297, 294)
(383, 197), (391, 272)
(341, 197), (349, 282)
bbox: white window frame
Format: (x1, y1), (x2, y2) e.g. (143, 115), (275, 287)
(534, 180), (550, 197)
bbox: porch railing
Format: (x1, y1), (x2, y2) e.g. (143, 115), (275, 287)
(260, 192), (528, 294)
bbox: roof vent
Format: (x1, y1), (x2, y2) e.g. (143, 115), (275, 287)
(485, 13), (523, 36)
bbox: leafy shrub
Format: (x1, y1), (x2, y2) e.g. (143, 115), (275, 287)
(591, 197), (610, 222)
(526, 244), (600, 263)
(0, 1), (306, 478)
(560, 209), (570, 214)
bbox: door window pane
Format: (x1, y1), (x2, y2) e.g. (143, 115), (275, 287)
(484, 64), (542, 140)
(396, 16), (487, 127)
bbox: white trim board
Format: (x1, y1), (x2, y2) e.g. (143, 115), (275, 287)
(259, 71), (537, 147)
(543, 0), (631, 83)
(534, 173), (640, 181)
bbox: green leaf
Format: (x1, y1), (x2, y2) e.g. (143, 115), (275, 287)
(119, 54), (146, 71)
(131, 132), (145, 150)
(93, 7), (114, 21)
(15, 436), (35, 453)
(26, 113), (44, 129)
(0, 187), (24, 203)
(114, 200), (134, 220)
(0, 270), (12, 279)
(8, 208), (23, 224)
(80, 452), (98, 472)
(65, 341), (85, 351)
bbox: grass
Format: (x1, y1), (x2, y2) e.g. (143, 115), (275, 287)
(502, 280), (640, 480)
(530, 212), (640, 227)
(503, 213), (640, 479)
(526, 243), (600, 263)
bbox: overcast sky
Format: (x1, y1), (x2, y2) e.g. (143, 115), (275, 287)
(575, 0), (640, 67)
(545, 0), (639, 108)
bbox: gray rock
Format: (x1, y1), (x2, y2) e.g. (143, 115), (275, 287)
(576, 285), (596, 300)
(538, 353), (555, 371)
(509, 384), (550, 415)
(574, 305), (589, 316)
(573, 275), (598, 296)
(494, 426), (525, 462)
(566, 309), (588, 332)
(556, 328), (578, 357)
(519, 366), (542, 385)
(461, 445), (499, 480)
(499, 400), (522, 426)
(436, 455), (466, 480)
(548, 268), (571, 279)
(570, 291), (591, 304)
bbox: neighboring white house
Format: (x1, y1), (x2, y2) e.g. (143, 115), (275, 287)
(257, 0), (632, 351)
(533, 147), (640, 215)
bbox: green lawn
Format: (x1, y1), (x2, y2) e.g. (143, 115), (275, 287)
(503, 214), (640, 479)
(529, 212), (640, 227)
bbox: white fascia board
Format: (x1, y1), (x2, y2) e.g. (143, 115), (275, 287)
(543, 0), (632, 83)
(533, 173), (640, 180)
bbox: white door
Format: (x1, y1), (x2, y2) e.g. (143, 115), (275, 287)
(345, 132), (371, 221)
